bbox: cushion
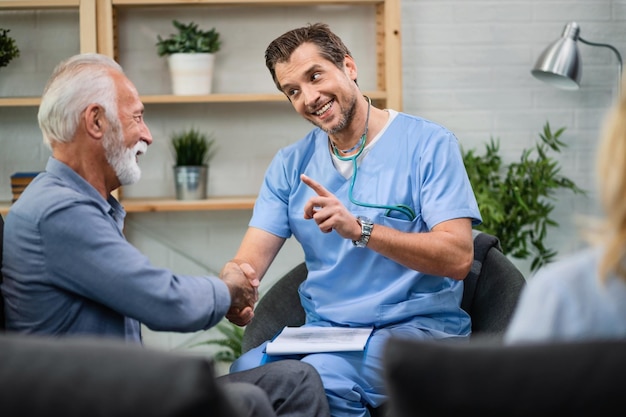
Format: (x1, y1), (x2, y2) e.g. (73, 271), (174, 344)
(383, 337), (626, 417)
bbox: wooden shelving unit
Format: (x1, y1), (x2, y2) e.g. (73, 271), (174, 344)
(0, 0), (402, 214)
(0, 0), (97, 52)
(97, 0), (402, 110)
(0, 0), (95, 217)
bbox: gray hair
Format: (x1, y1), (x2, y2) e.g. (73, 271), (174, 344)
(38, 53), (123, 148)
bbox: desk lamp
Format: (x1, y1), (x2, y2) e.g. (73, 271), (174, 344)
(531, 21), (622, 93)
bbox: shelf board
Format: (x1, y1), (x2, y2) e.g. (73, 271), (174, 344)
(0, 97), (42, 107)
(0, 90), (386, 107)
(121, 196), (256, 212)
(141, 91), (386, 104)
(0, 0), (80, 9)
(111, 0), (383, 6)
(1, 197), (255, 216)
(141, 93), (288, 104)
(0, 94), (288, 107)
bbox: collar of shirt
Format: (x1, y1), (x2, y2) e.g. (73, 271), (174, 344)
(45, 157), (126, 229)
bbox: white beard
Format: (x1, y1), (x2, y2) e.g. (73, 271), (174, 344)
(103, 121), (147, 186)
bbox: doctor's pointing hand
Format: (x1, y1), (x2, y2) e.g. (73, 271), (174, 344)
(301, 174), (362, 241)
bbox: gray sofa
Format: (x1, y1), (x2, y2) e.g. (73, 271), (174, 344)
(0, 333), (242, 416)
(383, 337), (626, 417)
(1, 214), (241, 416)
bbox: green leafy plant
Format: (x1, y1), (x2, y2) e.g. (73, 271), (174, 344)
(462, 122), (586, 273)
(189, 320), (243, 363)
(156, 20), (221, 56)
(171, 128), (217, 166)
(0, 28), (20, 68)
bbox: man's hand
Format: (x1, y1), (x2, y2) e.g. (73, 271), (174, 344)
(220, 261), (259, 326)
(301, 174), (361, 241)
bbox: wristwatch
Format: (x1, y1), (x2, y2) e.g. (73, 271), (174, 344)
(353, 216), (374, 248)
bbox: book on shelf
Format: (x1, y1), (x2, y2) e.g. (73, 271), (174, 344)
(10, 172), (40, 203)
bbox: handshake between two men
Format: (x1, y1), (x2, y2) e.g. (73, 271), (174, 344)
(220, 260), (259, 326)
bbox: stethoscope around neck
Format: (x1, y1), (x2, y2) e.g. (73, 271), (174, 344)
(329, 97), (417, 221)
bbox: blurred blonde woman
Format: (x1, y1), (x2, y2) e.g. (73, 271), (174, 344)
(504, 83), (626, 343)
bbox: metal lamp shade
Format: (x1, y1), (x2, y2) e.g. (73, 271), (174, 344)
(531, 22), (582, 90)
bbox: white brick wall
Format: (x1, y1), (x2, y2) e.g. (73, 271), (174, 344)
(403, 0), (625, 271)
(1, 0), (624, 353)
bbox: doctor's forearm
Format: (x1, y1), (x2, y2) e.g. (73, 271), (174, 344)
(366, 223), (473, 280)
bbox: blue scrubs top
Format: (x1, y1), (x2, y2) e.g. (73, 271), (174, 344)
(251, 112), (481, 333)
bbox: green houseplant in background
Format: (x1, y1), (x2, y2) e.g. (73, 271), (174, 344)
(0, 28), (20, 69)
(189, 320), (244, 364)
(156, 20), (221, 56)
(171, 128), (217, 200)
(171, 127), (217, 166)
(156, 20), (221, 95)
(462, 122), (586, 273)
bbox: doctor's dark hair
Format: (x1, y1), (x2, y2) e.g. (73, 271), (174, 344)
(265, 22), (353, 92)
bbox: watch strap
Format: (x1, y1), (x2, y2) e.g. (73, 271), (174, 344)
(353, 216), (373, 247)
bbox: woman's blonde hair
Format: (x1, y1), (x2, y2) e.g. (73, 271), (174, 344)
(595, 79), (626, 281)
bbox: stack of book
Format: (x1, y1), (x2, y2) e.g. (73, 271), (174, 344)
(11, 172), (40, 203)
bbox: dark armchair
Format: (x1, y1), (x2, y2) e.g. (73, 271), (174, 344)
(241, 231), (526, 417)
(242, 231), (526, 352)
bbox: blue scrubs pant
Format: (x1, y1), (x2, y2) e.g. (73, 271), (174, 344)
(231, 321), (452, 417)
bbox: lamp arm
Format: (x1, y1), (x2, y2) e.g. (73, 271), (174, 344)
(579, 36), (623, 93)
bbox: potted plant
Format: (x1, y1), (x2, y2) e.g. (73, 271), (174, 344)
(462, 122), (586, 274)
(178, 319), (243, 376)
(171, 128), (218, 200)
(188, 320), (243, 363)
(0, 28), (20, 69)
(156, 20), (221, 95)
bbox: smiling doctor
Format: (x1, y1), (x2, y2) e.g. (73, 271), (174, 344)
(224, 23), (482, 417)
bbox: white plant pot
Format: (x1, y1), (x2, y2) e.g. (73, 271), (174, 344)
(167, 53), (215, 96)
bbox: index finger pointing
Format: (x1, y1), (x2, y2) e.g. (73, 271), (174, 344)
(301, 174), (331, 197)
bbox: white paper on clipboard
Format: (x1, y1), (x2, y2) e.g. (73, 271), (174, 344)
(265, 326), (373, 355)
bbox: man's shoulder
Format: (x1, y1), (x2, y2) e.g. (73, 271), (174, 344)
(528, 247), (601, 294)
(9, 173), (97, 221)
(394, 111), (442, 126)
(391, 112), (456, 138)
